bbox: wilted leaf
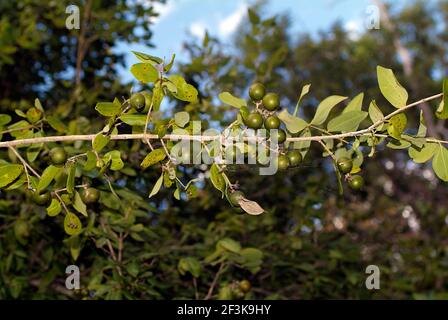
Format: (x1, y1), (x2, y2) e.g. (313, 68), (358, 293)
(238, 198), (264, 215)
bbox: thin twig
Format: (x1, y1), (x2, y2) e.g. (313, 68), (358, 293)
(204, 262), (225, 300)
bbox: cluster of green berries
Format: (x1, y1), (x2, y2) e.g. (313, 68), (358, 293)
(245, 82), (303, 171)
(31, 147), (100, 206)
(337, 157), (365, 191)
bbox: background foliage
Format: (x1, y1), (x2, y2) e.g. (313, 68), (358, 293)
(0, 0), (448, 299)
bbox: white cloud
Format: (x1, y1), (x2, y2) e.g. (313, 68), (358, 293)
(189, 21), (207, 39)
(218, 3), (248, 38)
(344, 19), (364, 40)
(148, 1), (175, 23)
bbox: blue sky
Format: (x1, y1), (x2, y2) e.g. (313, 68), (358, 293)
(117, 0), (431, 82)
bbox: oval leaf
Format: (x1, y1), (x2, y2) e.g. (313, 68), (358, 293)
(327, 111), (368, 133)
(377, 66), (408, 108)
(218, 92), (247, 109)
(64, 212), (82, 236)
(432, 146), (448, 182)
(0, 164), (23, 188)
(130, 63), (159, 83)
(278, 109), (308, 134)
(141, 148), (166, 169)
(310, 95), (347, 125)
(238, 198), (264, 215)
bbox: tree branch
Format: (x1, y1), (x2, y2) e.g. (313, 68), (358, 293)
(0, 93), (444, 148)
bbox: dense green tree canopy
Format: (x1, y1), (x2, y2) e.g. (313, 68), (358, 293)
(0, 0), (447, 300)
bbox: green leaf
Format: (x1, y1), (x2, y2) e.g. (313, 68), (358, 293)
(119, 114), (147, 126)
(409, 143), (437, 163)
(247, 8), (260, 24)
(130, 63), (159, 83)
(66, 163), (76, 194)
(387, 113), (407, 140)
(73, 191), (87, 217)
(34, 98), (44, 112)
(368, 100), (385, 130)
(278, 109), (308, 134)
(84, 151), (97, 171)
(432, 145), (448, 182)
(152, 84), (164, 111)
(64, 212), (82, 236)
(210, 164), (225, 194)
(46, 115), (67, 132)
(131, 51), (163, 64)
(37, 165), (62, 192)
(217, 238), (241, 253)
(377, 66), (408, 108)
(46, 199), (62, 217)
(93, 134), (110, 152)
(293, 84), (311, 116)
(291, 128), (312, 158)
(168, 75), (198, 102)
(164, 54), (176, 72)
(178, 257), (201, 278)
(0, 114), (12, 126)
(310, 95), (347, 125)
(343, 93), (364, 113)
(327, 111), (368, 133)
(416, 111), (427, 138)
(218, 92), (247, 109)
(435, 79), (448, 119)
(4, 173), (26, 190)
(149, 173), (163, 198)
(141, 148), (166, 169)
(95, 102), (121, 117)
(174, 111), (190, 128)
(103, 150), (124, 171)
(0, 164), (23, 188)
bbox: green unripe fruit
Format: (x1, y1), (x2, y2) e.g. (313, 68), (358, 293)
(337, 157), (353, 174)
(287, 150), (302, 167)
(130, 93), (145, 110)
(81, 188), (100, 204)
(249, 82), (266, 101)
(245, 112), (263, 130)
(218, 286), (234, 300)
(49, 147), (67, 165)
(239, 280), (252, 293)
(14, 220), (30, 243)
(262, 92), (280, 111)
(264, 116), (281, 130)
(271, 129), (286, 144)
(277, 154), (290, 171)
(229, 191), (245, 206)
(32, 192), (51, 206)
(26, 107), (42, 124)
(349, 175), (364, 190)
(142, 92), (153, 112)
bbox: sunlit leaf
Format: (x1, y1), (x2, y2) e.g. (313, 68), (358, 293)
(377, 66), (408, 108)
